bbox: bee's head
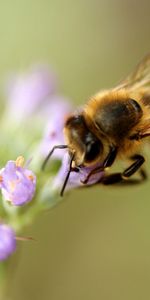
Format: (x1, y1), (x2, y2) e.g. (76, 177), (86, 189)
(42, 114), (104, 196)
(64, 114), (103, 166)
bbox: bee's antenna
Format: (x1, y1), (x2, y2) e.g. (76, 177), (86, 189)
(60, 153), (75, 197)
(42, 144), (68, 170)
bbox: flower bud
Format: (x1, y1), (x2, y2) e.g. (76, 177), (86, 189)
(0, 156), (36, 206)
(0, 224), (16, 260)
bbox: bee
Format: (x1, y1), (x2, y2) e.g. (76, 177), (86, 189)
(42, 53), (150, 196)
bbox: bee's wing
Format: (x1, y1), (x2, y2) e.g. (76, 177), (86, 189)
(114, 53), (150, 93)
(114, 53), (150, 138)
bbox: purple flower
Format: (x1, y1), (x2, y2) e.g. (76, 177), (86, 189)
(53, 153), (105, 192)
(0, 224), (16, 260)
(0, 156), (36, 206)
(5, 65), (57, 121)
(41, 97), (72, 159)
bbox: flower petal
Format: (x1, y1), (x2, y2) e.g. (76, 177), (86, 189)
(53, 153), (105, 192)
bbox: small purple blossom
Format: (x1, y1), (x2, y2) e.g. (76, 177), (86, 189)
(53, 153), (104, 192)
(41, 97), (72, 159)
(0, 156), (36, 206)
(5, 65), (57, 121)
(0, 224), (16, 260)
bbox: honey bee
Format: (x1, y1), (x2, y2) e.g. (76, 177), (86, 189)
(42, 53), (150, 196)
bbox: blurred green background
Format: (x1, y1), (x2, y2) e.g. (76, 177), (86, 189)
(1, 0), (150, 299)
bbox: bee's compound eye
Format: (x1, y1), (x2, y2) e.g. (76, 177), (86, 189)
(85, 140), (102, 162)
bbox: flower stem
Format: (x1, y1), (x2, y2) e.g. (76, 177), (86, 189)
(0, 261), (9, 300)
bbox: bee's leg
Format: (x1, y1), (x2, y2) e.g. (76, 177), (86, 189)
(103, 145), (118, 168)
(81, 145), (117, 184)
(42, 144), (68, 170)
(130, 132), (150, 140)
(101, 154), (145, 185)
(131, 155), (147, 180)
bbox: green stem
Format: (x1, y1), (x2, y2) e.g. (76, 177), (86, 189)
(0, 261), (9, 300)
